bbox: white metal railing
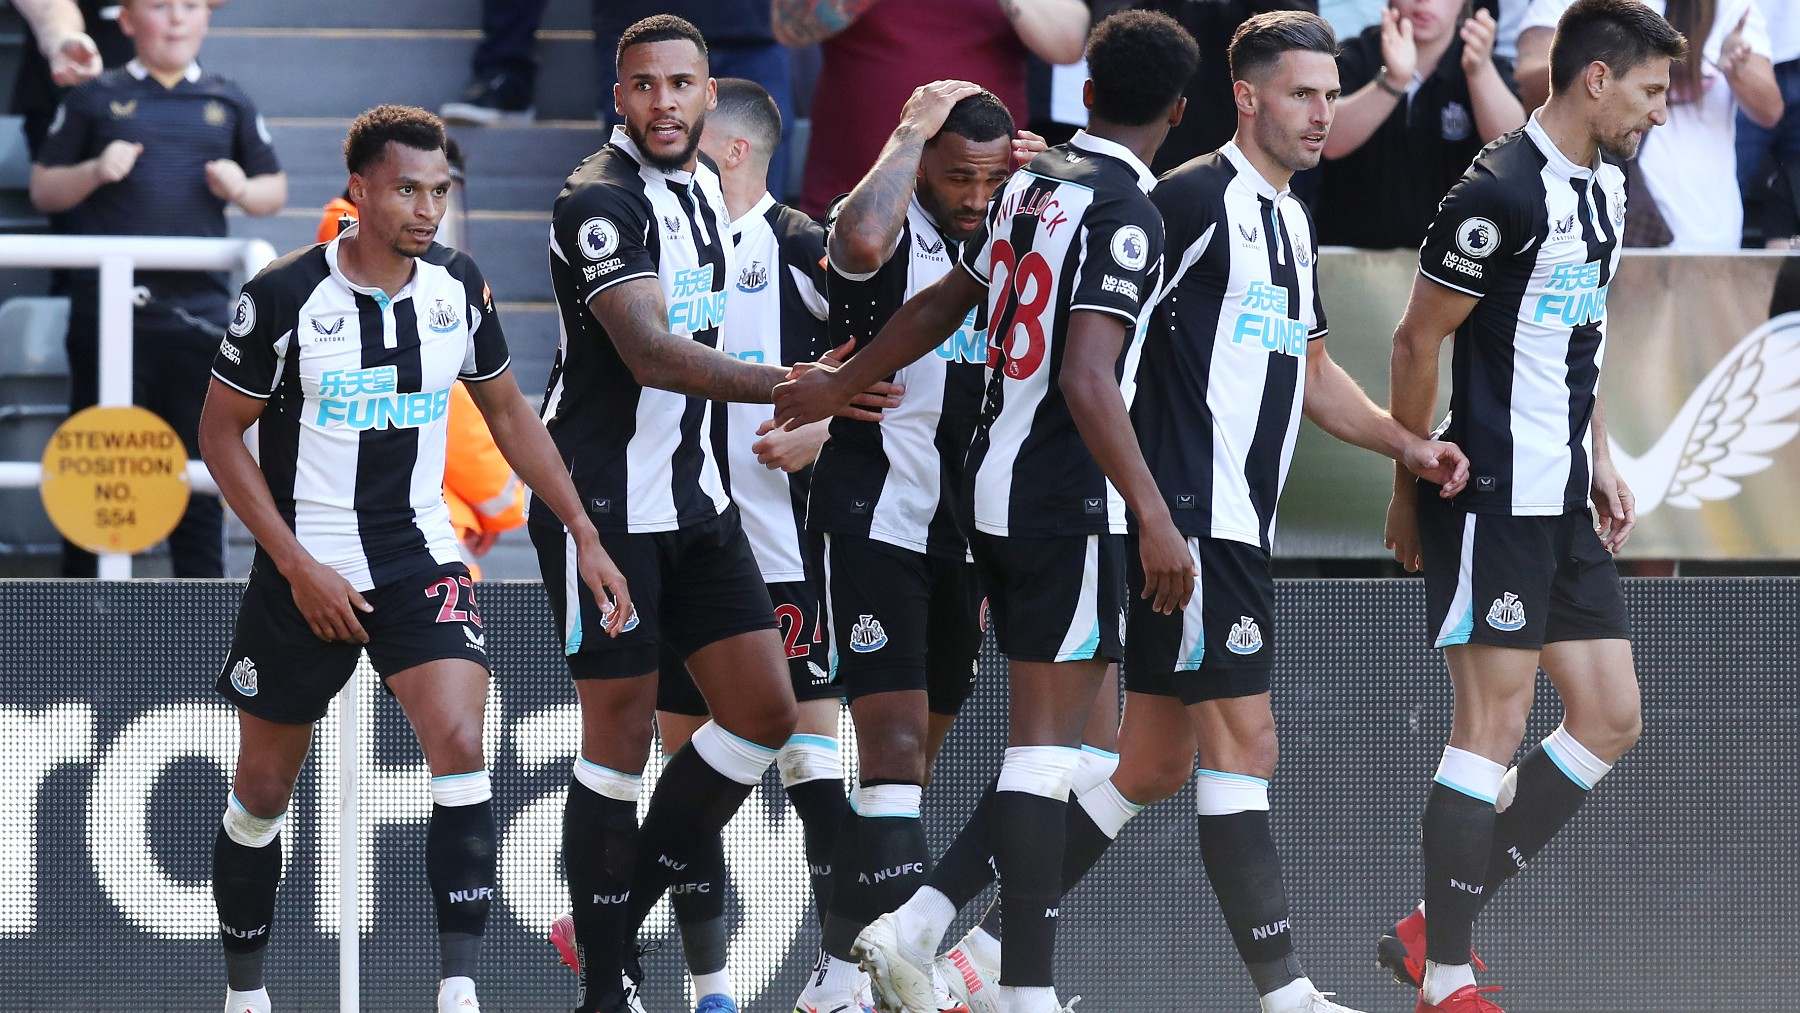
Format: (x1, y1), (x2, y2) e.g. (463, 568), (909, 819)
(0, 234), (274, 577)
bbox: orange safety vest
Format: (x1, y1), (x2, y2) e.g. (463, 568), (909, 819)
(314, 200), (525, 571)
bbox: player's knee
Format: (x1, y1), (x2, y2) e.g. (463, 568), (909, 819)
(720, 693), (798, 751)
(1584, 694), (1642, 758)
(231, 769), (298, 818)
(857, 725), (929, 785)
(1115, 750), (1195, 805)
(426, 723), (486, 777)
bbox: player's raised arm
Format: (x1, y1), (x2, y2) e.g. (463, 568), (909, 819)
(772, 266), (984, 427)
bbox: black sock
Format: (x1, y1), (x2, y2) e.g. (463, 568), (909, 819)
(1422, 782), (1497, 965)
(565, 778), (638, 1012)
(625, 743), (759, 944)
(927, 778), (998, 910)
(822, 784), (929, 960)
(1197, 810), (1303, 996)
(1479, 744), (1591, 910)
(213, 827), (281, 992)
(967, 786), (1119, 943)
(427, 798), (496, 979)
(784, 776), (850, 927)
(670, 828), (729, 977)
(993, 789), (1066, 987)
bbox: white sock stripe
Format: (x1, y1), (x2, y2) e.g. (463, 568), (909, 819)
(222, 793), (285, 848)
(691, 720), (779, 786)
(856, 782), (923, 818)
(1071, 744), (1121, 795)
(1542, 724), (1612, 790)
(429, 768), (493, 807)
(1434, 746), (1506, 804)
(995, 745), (1082, 800)
(1076, 779), (1143, 839)
(573, 757), (642, 802)
(778, 737), (842, 788)
(1193, 768), (1271, 816)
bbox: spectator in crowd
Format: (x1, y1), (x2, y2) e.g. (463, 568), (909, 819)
(1737, 0), (1800, 246)
(775, 0), (1090, 216)
(28, 0), (285, 577)
(312, 144), (526, 579)
(1318, 0), (1525, 247)
(1516, 0), (1782, 250)
(443, 1), (799, 195)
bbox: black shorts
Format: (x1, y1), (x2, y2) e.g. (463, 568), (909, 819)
(1126, 534), (1274, 704)
(656, 577), (842, 717)
(820, 533), (983, 716)
(971, 531), (1126, 665)
(530, 506), (777, 680)
(215, 556), (489, 725)
(1418, 489), (1632, 651)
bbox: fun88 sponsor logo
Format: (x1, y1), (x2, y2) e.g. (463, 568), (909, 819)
(1534, 262), (1606, 326)
(1231, 281), (1307, 357)
(935, 308), (986, 364)
(314, 366), (451, 430)
(668, 266), (728, 333)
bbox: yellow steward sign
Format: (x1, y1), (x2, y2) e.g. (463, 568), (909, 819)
(40, 406), (191, 555)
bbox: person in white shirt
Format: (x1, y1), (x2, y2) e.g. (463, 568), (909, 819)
(1735, 0), (1800, 245)
(1515, 0), (1784, 250)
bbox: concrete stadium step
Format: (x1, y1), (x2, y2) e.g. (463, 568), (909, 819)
(202, 28), (605, 121)
(268, 118), (604, 213)
(215, 0), (592, 32)
(229, 209), (556, 303)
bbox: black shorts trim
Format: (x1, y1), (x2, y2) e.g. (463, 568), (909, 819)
(215, 558), (488, 724)
(1418, 491), (1632, 652)
(531, 506), (777, 680)
(820, 534), (983, 716)
(971, 532), (1125, 665)
(1125, 534), (1274, 705)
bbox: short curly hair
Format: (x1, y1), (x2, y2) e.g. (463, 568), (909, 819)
(1085, 10), (1200, 126)
(616, 14), (708, 72)
(343, 104), (445, 175)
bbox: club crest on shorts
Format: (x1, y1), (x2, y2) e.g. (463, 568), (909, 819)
(848, 614), (888, 653)
(229, 657), (259, 697)
(1226, 616), (1263, 655)
(1487, 592), (1527, 631)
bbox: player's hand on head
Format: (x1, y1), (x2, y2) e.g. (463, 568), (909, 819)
(901, 79), (985, 139)
(1012, 129), (1048, 168)
(1138, 516), (1195, 616)
(288, 558), (373, 644)
(1384, 488), (1423, 573)
(205, 159), (249, 204)
(96, 140), (144, 184)
(49, 32), (103, 87)
(1590, 459), (1636, 554)
(575, 535), (633, 637)
(1404, 438), (1471, 497)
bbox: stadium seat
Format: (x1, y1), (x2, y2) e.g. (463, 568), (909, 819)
(0, 296), (70, 558)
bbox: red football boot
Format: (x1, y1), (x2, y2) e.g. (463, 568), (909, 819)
(1378, 906), (1487, 987)
(1415, 985), (1505, 1012)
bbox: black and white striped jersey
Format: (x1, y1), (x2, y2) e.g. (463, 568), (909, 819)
(538, 125), (737, 533)
(1418, 114), (1624, 516)
(1136, 142), (1328, 553)
(808, 195), (989, 557)
(719, 192), (829, 582)
(210, 232), (512, 591)
(960, 130), (1165, 537)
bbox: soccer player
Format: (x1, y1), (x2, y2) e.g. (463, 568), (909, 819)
(545, 75), (848, 1013)
(777, 13), (1198, 1012)
(1378, 2), (1684, 1009)
(528, 18), (896, 1013)
(200, 105), (630, 1013)
(923, 15), (1471, 1013)
(798, 80), (1033, 1013)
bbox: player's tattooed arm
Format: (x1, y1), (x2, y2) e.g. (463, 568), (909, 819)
(830, 79), (983, 275)
(591, 277), (788, 403)
(770, 0), (884, 47)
